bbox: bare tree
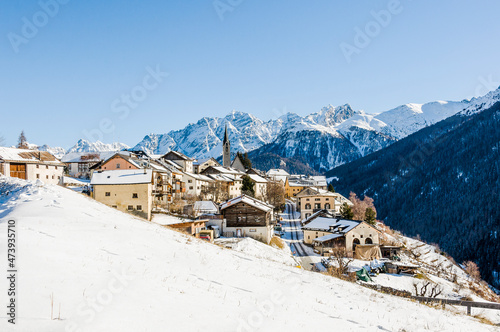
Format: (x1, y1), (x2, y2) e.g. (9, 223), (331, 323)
(412, 280), (443, 298)
(169, 196), (185, 215)
(464, 261), (481, 282)
(265, 180), (285, 212)
(349, 192), (377, 221)
(327, 246), (353, 278)
(201, 181), (228, 203)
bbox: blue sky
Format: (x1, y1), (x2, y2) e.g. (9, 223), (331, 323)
(1, 0), (500, 148)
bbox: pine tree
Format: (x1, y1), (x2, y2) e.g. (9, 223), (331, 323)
(241, 175), (255, 197)
(364, 207), (376, 225)
(17, 130), (28, 149)
(340, 202), (354, 219)
(328, 183), (335, 192)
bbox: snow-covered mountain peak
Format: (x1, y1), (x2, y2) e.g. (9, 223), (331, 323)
(462, 86), (500, 115)
(67, 139), (130, 153)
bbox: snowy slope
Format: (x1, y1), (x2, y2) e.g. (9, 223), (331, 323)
(0, 176), (497, 331)
(66, 139), (130, 154)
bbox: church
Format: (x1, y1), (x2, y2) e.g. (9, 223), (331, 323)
(222, 125), (246, 172)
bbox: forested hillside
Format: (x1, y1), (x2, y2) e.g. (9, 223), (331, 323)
(326, 102), (500, 288)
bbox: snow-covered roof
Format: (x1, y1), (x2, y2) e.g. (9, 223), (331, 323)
(266, 169), (290, 177)
(62, 176), (90, 186)
(288, 175), (327, 187)
(247, 174), (268, 183)
(296, 187), (337, 197)
(163, 150), (193, 161)
(220, 195), (273, 212)
(182, 172), (214, 182)
(90, 169), (153, 185)
(313, 233), (343, 243)
(210, 166), (245, 175)
(61, 151), (115, 163)
(0, 147), (63, 165)
(194, 201), (218, 212)
(303, 217), (359, 234)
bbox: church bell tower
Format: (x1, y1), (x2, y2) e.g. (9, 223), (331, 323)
(222, 124), (231, 167)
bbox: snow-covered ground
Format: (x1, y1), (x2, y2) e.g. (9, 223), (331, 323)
(0, 176), (498, 331)
(151, 213), (192, 226)
(215, 238), (298, 267)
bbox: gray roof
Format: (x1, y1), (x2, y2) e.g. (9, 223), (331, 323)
(302, 217), (359, 234)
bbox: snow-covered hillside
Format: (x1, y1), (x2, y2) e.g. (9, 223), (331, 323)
(0, 176), (497, 331)
(66, 139), (129, 154)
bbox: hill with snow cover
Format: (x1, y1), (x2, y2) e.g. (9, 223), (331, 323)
(0, 176), (497, 331)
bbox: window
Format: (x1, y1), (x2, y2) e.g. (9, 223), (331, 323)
(36, 174), (40, 179)
(78, 163), (89, 173)
(306, 198), (310, 201)
(189, 186), (194, 190)
(116, 163), (121, 169)
(57, 176), (60, 180)
(46, 165), (49, 169)
(127, 205), (134, 211)
(136, 205), (142, 211)
(132, 193), (138, 198)
(305, 203), (311, 210)
(36, 165), (39, 169)
(46, 175), (49, 179)
(315, 198), (320, 201)
(314, 203), (321, 209)
(111, 205), (117, 208)
(325, 203), (331, 209)
(188, 180), (192, 183)
(55, 166), (58, 170)
(105, 192), (111, 197)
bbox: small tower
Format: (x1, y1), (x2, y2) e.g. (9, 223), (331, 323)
(222, 124), (231, 167)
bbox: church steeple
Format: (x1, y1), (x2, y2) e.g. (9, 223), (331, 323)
(222, 124), (231, 167)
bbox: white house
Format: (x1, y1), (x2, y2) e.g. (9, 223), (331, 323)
(0, 147), (64, 185)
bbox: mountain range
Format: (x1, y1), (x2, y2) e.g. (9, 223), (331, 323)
(130, 98), (473, 172)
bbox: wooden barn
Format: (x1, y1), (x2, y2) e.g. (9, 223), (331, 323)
(220, 195), (275, 244)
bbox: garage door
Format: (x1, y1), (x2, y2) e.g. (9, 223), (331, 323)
(10, 163), (26, 180)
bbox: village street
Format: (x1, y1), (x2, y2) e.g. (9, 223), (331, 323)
(281, 201), (324, 271)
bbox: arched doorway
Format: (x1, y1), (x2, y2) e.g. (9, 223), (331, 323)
(365, 237), (373, 244)
(325, 203), (331, 210)
(352, 238), (360, 251)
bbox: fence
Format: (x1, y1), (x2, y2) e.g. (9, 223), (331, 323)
(412, 296), (500, 316)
